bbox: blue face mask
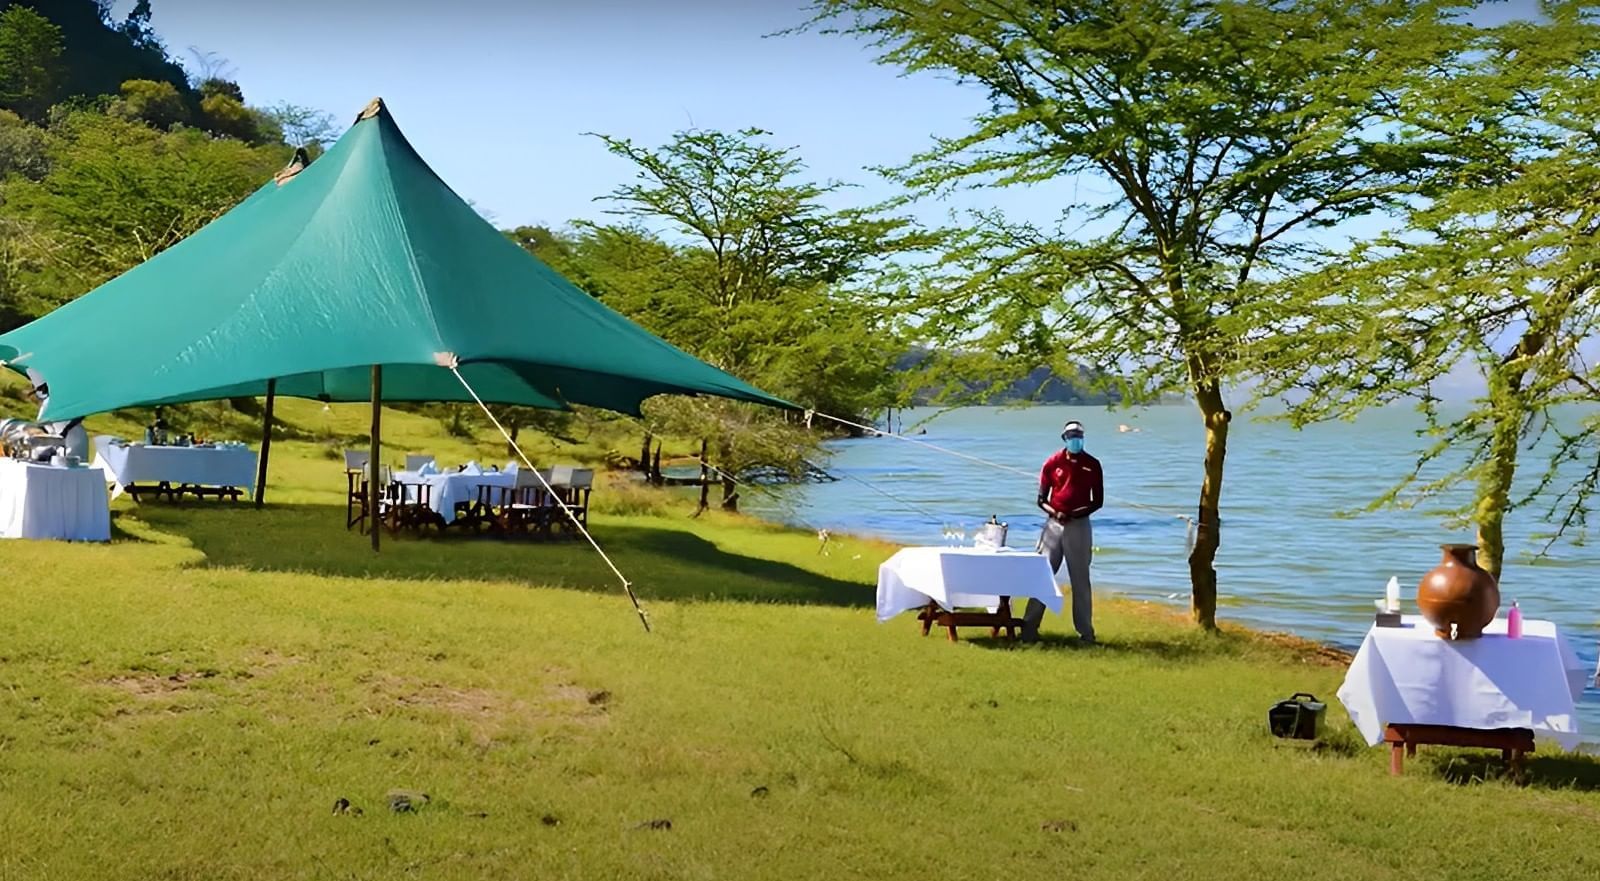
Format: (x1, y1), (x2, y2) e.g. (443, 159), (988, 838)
(1064, 436), (1085, 454)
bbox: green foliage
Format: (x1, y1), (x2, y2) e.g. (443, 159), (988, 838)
(1248, 3), (1600, 574)
(198, 91), (279, 144)
(0, 110), (287, 318)
(108, 77), (187, 128)
(0, 5), (64, 122)
(543, 127), (928, 482)
(9, 0), (191, 109)
(0, 107), (48, 179)
(118, 0), (156, 49)
(262, 101), (341, 152)
(197, 76), (243, 102)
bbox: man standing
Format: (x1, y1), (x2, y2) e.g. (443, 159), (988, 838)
(1023, 420), (1102, 644)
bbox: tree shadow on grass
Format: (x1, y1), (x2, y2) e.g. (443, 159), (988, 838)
(965, 631), (1233, 662)
(121, 502), (871, 608)
(1429, 750), (1600, 792)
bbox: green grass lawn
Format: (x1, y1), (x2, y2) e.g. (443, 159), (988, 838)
(2, 401), (1600, 880)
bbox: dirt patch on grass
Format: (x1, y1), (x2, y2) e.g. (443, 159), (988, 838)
(242, 649), (306, 675)
(103, 669), (219, 697)
(370, 671), (611, 743)
(396, 684), (508, 720)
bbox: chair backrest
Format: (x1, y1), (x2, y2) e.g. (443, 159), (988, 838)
(515, 467), (545, 489)
(548, 465), (575, 487)
(405, 454), (435, 472)
(344, 450), (369, 471)
(568, 468), (595, 490)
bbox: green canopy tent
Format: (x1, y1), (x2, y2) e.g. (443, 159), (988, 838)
(0, 98), (792, 553)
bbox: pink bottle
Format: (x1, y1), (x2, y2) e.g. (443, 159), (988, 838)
(1507, 600), (1523, 639)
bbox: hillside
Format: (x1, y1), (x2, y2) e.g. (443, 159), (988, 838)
(894, 349), (1123, 406)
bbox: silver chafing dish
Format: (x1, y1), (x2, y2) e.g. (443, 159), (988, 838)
(0, 418), (63, 462)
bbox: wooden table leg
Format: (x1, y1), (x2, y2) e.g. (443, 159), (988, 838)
(920, 602), (934, 637)
(1390, 741), (1404, 776)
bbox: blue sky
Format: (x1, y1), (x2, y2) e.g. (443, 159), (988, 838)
(129, 0), (1015, 230)
(127, 0), (1538, 235)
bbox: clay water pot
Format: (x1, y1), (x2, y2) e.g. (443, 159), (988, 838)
(1416, 544), (1499, 639)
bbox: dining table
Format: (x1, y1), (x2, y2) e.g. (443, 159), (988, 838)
(0, 458), (111, 541)
(390, 466), (518, 526)
(876, 545), (1063, 641)
(92, 436), (257, 501)
(1337, 614), (1587, 780)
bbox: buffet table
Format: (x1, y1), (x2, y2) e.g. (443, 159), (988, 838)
(1338, 614), (1587, 780)
(92, 437), (256, 501)
(0, 458), (111, 541)
(877, 546), (1062, 641)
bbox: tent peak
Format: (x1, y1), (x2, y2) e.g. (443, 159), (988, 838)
(355, 97), (386, 124)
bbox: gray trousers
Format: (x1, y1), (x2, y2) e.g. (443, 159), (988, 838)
(1024, 517), (1094, 641)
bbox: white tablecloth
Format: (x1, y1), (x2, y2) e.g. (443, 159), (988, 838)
(876, 546), (1063, 623)
(92, 437), (257, 500)
(0, 459), (111, 542)
(392, 469), (517, 524)
(1338, 615), (1587, 750)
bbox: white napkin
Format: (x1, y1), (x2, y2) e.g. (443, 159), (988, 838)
(462, 462), (482, 476)
(504, 461), (519, 474)
(418, 461), (439, 476)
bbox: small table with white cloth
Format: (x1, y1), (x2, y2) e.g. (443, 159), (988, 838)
(1337, 614), (1586, 780)
(0, 458), (111, 541)
(877, 546), (1063, 641)
(391, 467), (517, 527)
(92, 437), (257, 502)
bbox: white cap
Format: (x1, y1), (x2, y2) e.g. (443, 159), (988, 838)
(1062, 420), (1085, 434)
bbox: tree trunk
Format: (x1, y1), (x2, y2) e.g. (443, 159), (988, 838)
(1188, 379), (1230, 630)
(651, 442), (663, 485)
(696, 438), (710, 515)
(1476, 360), (1530, 580)
(715, 438), (738, 511)
(506, 424), (519, 459)
(640, 431), (653, 473)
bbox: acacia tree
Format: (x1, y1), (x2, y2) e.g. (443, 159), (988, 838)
(585, 127), (923, 506)
(808, 0), (1469, 628)
(1249, 4), (1600, 579)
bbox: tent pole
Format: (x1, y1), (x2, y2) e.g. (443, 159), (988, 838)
(253, 378), (276, 508)
(370, 365), (382, 552)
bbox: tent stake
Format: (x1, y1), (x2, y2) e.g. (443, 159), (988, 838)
(254, 378), (276, 508)
(370, 365), (382, 552)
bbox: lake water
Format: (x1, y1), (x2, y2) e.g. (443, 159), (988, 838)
(742, 404), (1600, 729)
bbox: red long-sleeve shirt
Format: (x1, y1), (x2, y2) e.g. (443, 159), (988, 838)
(1039, 449), (1104, 519)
